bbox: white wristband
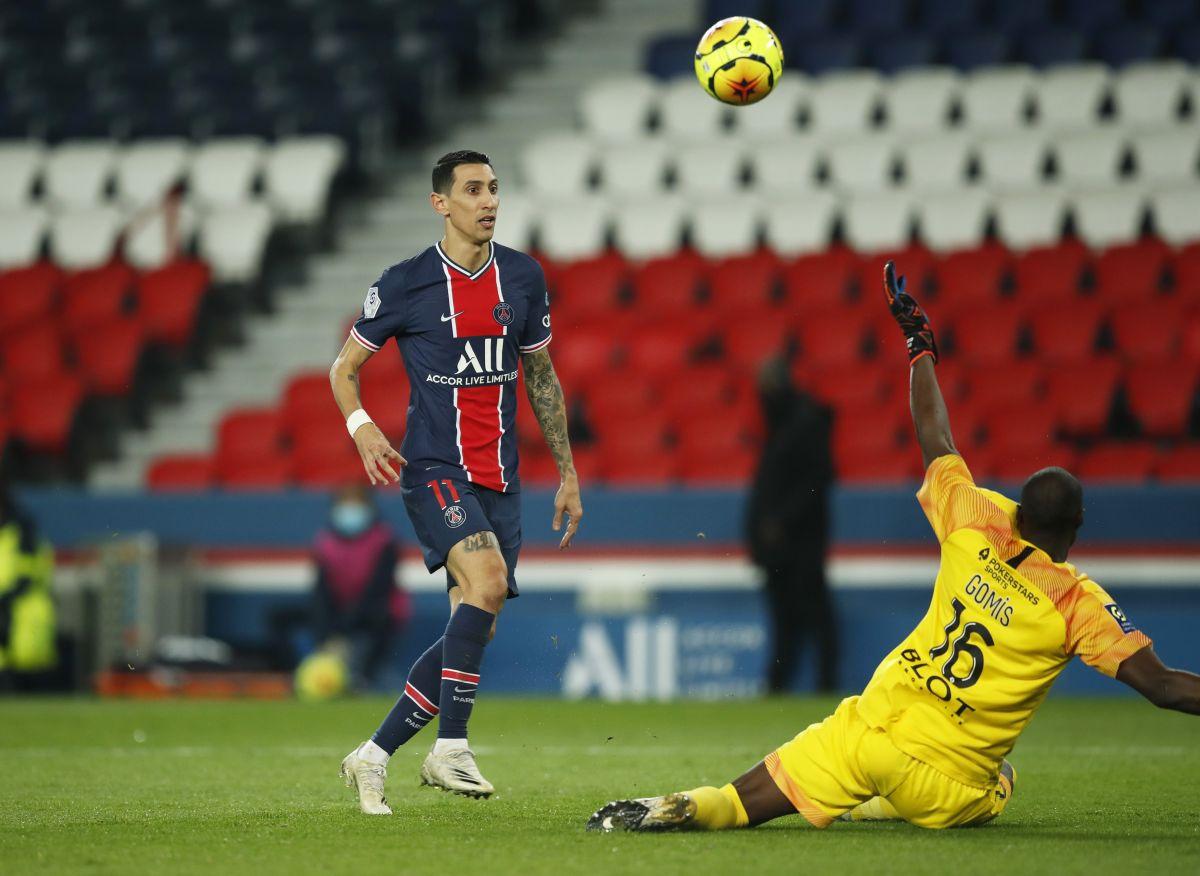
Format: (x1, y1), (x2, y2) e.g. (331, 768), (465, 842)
(346, 409), (374, 437)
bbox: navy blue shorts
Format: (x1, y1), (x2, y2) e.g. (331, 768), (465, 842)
(402, 477), (522, 598)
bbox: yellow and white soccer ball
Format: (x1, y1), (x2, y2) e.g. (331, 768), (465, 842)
(295, 648), (349, 701)
(694, 16), (784, 106)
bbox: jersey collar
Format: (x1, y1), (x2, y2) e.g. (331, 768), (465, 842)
(436, 240), (494, 281)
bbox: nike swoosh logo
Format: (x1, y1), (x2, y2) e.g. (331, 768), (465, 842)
(454, 686), (476, 694)
(440, 311), (464, 322)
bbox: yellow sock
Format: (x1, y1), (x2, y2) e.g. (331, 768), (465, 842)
(845, 796), (901, 822)
(685, 784), (750, 830)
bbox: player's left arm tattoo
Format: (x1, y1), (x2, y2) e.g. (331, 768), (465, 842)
(521, 347), (575, 475)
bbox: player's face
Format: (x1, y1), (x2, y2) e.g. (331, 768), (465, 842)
(433, 163), (499, 245)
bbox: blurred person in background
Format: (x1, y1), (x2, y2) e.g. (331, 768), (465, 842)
(746, 359), (838, 694)
(0, 474), (56, 690)
(311, 483), (409, 690)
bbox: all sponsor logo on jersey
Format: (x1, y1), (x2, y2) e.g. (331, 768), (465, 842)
(444, 504), (467, 528)
(492, 302), (514, 326)
(426, 339), (519, 387)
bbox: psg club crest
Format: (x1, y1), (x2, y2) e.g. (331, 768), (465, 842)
(444, 504), (467, 528)
(492, 302), (514, 326)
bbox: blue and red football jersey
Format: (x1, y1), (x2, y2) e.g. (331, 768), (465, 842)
(350, 241), (551, 493)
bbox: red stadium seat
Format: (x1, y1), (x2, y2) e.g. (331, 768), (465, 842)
(782, 245), (858, 309)
(549, 327), (618, 390)
(61, 262), (134, 339)
(721, 317), (793, 374)
(0, 262), (60, 335)
(837, 446), (922, 483)
(802, 363), (893, 409)
(1156, 446), (1200, 481)
(217, 408), (286, 467)
(281, 373), (334, 436)
(631, 251), (704, 317)
(1028, 300), (1106, 364)
(593, 411), (671, 452)
(1110, 299), (1186, 360)
(74, 316), (146, 395)
(1124, 361), (1198, 436)
(1012, 239), (1088, 307)
(136, 259), (211, 348)
(988, 445), (1080, 483)
(357, 364), (409, 439)
(1077, 443), (1160, 482)
(1171, 243), (1200, 298)
(676, 414), (749, 459)
(1044, 359), (1120, 436)
(833, 405), (907, 465)
(517, 446), (562, 486)
(290, 414), (350, 462)
(660, 366), (737, 422)
(707, 249), (781, 313)
(147, 454), (216, 491)
(292, 445), (365, 489)
(932, 243), (1012, 310)
(550, 253), (628, 322)
(948, 305), (1025, 366)
(855, 244), (935, 303)
(10, 373), (85, 452)
(1092, 239), (1169, 303)
(624, 325), (703, 377)
(1184, 312), (1200, 363)
(585, 375), (659, 428)
(598, 454), (678, 486)
(984, 403), (1059, 455)
(795, 307), (872, 367)
(218, 456), (294, 490)
(1, 323), (68, 381)
(678, 447), (757, 485)
(963, 361), (1045, 408)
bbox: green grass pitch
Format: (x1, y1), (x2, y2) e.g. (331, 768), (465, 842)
(2, 696), (1197, 875)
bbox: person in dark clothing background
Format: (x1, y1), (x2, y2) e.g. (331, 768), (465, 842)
(312, 483), (409, 688)
(745, 359), (839, 694)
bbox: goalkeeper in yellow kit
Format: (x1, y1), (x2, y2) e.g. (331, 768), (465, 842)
(587, 262), (1200, 833)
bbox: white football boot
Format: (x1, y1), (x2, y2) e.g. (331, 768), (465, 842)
(586, 794), (697, 832)
(420, 745), (495, 798)
(340, 743), (393, 815)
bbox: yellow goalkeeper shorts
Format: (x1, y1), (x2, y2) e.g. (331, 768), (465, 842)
(764, 696), (1013, 830)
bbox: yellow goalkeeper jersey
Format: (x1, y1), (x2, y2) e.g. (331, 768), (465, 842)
(857, 454), (1151, 789)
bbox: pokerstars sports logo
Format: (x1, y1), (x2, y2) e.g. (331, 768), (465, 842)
(444, 505), (467, 528)
(493, 302), (514, 326)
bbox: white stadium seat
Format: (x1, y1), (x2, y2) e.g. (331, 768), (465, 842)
(264, 135), (346, 225)
(1070, 187), (1146, 249)
(884, 67), (961, 135)
(1053, 129), (1129, 186)
(114, 139), (190, 209)
(826, 135), (897, 192)
(0, 142), (45, 208)
(673, 142), (746, 196)
(976, 132), (1049, 188)
(124, 204), (198, 270)
(520, 132), (595, 196)
(189, 137), (266, 209)
(1112, 61), (1191, 128)
(993, 188), (1068, 250)
(807, 70), (884, 135)
(43, 140), (117, 208)
(732, 74), (809, 137)
(1150, 185), (1200, 245)
(960, 65), (1036, 131)
(842, 190), (914, 253)
(0, 207), (49, 268)
(762, 189), (838, 256)
(492, 190), (536, 251)
(1034, 63), (1110, 131)
(579, 75), (659, 142)
(596, 139), (670, 196)
(535, 197), (610, 262)
(1131, 126), (1200, 185)
(749, 136), (823, 191)
(199, 202), (273, 283)
(659, 77), (729, 139)
(613, 196), (687, 261)
(690, 196), (760, 258)
(916, 188), (991, 253)
(900, 133), (973, 190)
(49, 206), (124, 269)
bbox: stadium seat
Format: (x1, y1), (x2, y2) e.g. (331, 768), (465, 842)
(198, 202), (275, 283)
(1053, 130), (1129, 187)
(217, 408), (285, 469)
(43, 140), (117, 208)
(356, 367), (408, 440)
(964, 361), (1044, 408)
(660, 365), (737, 422)
(1, 323), (67, 382)
(292, 447), (364, 489)
(0, 262), (59, 335)
(933, 244), (1011, 309)
(550, 327), (618, 390)
(0, 207), (50, 269)
(988, 445), (1081, 483)
(762, 189), (838, 256)
(991, 0), (1052, 31)
(674, 143), (746, 196)
(579, 75), (658, 142)
(598, 454), (679, 486)
(750, 137), (824, 191)
(833, 404), (907, 461)
(803, 363), (893, 408)
(1012, 239), (1087, 305)
(61, 262), (134, 339)
(826, 135), (898, 192)
(883, 68), (961, 133)
(900, 132), (973, 190)
(678, 446), (758, 485)
(1077, 444), (1161, 481)
(993, 189), (1068, 250)
(917, 0), (984, 33)
(947, 304), (1024, 366)
(1094, 25), (1163, 69)
(49, 206), (123, 270)
(10, 373), (84, 453)
(977, 132), (1049, 188)
(597, 139), (670, 196)
(1124, 361), (1198, 436)
(944, 31), (1011, 72)
(722, 319), (793, 373)
(867, 33), (938, 77)
(218, 456), (294, 490)
(552, 253), (628, 323)
(1150, 185), (1200, 246)
(1112, 61), (1191, 127)
(837, 445), (922, 483)
(114, 139), (190, 208)
(916, 189), (991, 253)
(1175, 243), (1200, 298)
(1131, 127), (1200, 186)
(0, 142), (45, 207)
(1092, 239), (1169, 302)
(782, 246), (859, 308)
(842, 191), (914, 253)
(281, 372), (335, 438)
(1071, 188), (1146, 250)
(189, 137), (266, 209)
(960, 66), (1036, 131)
(789, 32), (862, 76)
(807, 70), (884, 135)
(1018, 27), (1088, 69)
(1062, 0), (1125, 28)
(1157, 446), (1200, 481)
(492, 190), (536, 251)
(631, 251), (704, 316)
(1028, 299), (1105, 363)
(984, 403), (1059, 455)
(1112, 299), (1186, 361)
(624, 324), (706, 378)
(264, 135), (345, 225)
(612, 196), (687, 261)
(675, 412), (751, 465)
(1032, 63), (1111, 131)
(658, 77), (728, 139)
(536, 197), (609, 263)
(521, 133), (595, 196)
(855, 244), (935, 298)
(796, 307), (872, 367)
(124, 205), (198, 271)
(690, 196), (760, 258)
(136, 258), (210, 348)
(732, 75), (808, 137)
(707, 250), (780, 313)
(147, 454), (216, 491)
(1045, 358), (1120, 436)
(75, 316), (145, 395)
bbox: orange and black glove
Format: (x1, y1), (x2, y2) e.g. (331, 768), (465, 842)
(883, 260), (937, 365)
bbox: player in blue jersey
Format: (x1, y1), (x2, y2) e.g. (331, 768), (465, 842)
(329, 150), (584, 814)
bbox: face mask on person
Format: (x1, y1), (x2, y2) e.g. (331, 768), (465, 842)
(331, 502), (373, 537)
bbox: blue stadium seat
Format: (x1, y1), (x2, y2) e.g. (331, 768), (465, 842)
(1172, 22), (1200, 62)
(703, 0), (770, 22)
(1141, 0), (1200, 28)
(943, 31), (1011, 70)
(990, 0), (1054, 32)
(1019, 27), (1089, 68)
(847, 0), (910, 32)
(790, 33), (862, 75)
(643, 33), (697, 80)
(773, 0), (840, 36)
(1093, 24), (1164, 66)
(1062, 0), (1127, 29)
(916, 0), (985, 33)
(867, 32), (938, 74)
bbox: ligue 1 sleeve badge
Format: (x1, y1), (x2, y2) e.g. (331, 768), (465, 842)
(444, 504), (467, 528)
(492, 302), (514, 326)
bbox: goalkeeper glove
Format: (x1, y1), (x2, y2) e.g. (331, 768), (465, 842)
(883, 260), (938, 365)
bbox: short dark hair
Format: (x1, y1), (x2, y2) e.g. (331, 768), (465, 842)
(432, 150), (492, 195)
(1019, 467), (1083, 536)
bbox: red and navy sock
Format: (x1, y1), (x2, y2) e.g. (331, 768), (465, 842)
(437, 604), (495, 739)
(371, 637), (443, 755)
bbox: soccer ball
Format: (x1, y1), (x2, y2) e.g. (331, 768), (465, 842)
(295, 649), (348, 701)
(694, 16), (784, 106)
